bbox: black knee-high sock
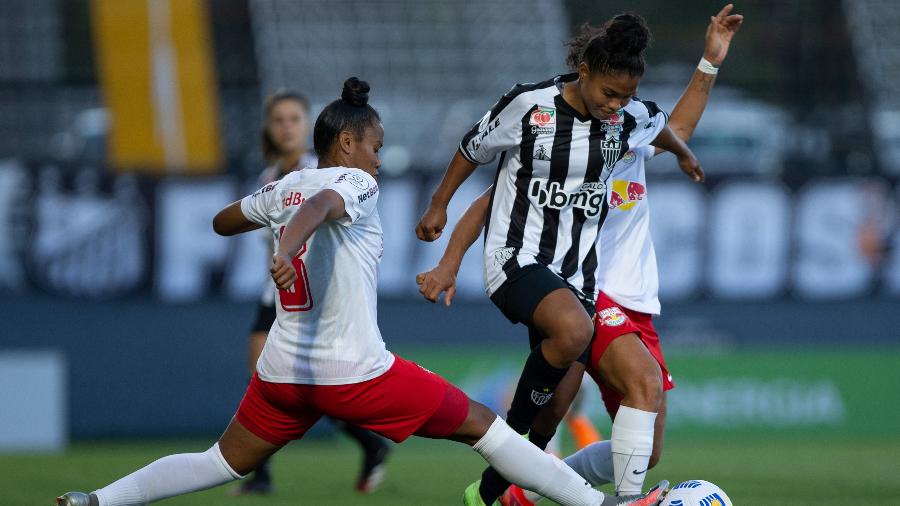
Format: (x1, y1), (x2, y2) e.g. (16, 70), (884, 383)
(506, 346), (569, 434)
(478, 347), (567, 504)
(478, 428), (556, 503)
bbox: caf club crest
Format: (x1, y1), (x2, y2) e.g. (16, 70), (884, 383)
(600, 113), (625, 169)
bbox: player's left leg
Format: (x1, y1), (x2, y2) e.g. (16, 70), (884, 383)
(476, 325), (592, 504)
(447, 397), (666, 506)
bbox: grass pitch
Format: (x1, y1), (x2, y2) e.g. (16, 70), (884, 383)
(6, 434), (900, 505)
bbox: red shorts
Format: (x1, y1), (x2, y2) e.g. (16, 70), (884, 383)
(235, 354), (470, 446)
(586, 292), (675, 418)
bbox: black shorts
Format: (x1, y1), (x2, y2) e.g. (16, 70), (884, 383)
(251, 301), (276, 333)
(489, 264), (594, 364)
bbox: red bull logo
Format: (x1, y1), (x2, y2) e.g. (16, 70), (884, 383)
(609, 180), (646, 211)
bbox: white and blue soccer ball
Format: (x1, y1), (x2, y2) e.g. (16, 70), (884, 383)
(661, 480), (732, 506)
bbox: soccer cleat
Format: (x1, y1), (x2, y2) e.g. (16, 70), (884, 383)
(356, 441), (390, 493)
(499, 484), (535, 506)
(228, 478), (273, 496)
(356, 463), (386, 493)
(463, 480), (500, 506)
(55, 492), (93, 506)
(611, 480), (670, 505)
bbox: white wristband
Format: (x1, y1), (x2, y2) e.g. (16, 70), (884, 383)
(698, 57), (719, 75)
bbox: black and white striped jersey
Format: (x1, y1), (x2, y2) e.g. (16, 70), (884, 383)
(459, 73), (667, 302)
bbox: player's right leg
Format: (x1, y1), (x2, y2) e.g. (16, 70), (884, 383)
(57, 374), (319, 506)
(448, 398), (667, 506)
(57, 419), (280, 506)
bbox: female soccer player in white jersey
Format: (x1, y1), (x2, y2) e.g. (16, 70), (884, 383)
(416, 12), (701, 506)
(234, 90), (390, 496)
(414, 7), (743, 505)
(56, 78), (667, 506)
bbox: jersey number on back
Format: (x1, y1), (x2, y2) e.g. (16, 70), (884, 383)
(277, 227), (314, 312)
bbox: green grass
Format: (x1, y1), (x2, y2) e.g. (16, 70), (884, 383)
(7, 435), (900, 505)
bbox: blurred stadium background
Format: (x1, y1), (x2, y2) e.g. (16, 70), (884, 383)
(1, 0), (899, 504)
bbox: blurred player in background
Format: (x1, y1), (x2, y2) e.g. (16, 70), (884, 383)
(415, 6), (743, 505)
(417, 11), (701, 506)
(57, 77), (666, 506)
(233, 90), (390, 496)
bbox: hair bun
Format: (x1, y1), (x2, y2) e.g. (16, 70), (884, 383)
(341, 77), (370, 107)
(604, 13), (650, 56)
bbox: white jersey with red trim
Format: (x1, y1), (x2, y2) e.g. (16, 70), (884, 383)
(595, 145), (660, 315)
(256, 153), (318, 307)
(240, 166), (393, 385)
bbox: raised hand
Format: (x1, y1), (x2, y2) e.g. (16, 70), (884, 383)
(704, 4), (744, 66)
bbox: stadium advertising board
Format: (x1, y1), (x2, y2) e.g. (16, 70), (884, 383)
(1, 160), (898, 303)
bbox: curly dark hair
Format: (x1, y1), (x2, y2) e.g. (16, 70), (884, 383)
(565, 13), (652, 77)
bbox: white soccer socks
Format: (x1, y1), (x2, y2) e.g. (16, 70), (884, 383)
(473, 416), (607, 506)
(92, 443), (243, 505)
(610, 406), (657, 495)
(523, 440), (615, 504)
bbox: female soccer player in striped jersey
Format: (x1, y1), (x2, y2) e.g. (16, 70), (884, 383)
(56, 78), (666, 506)
(233, 90), (390, 496)
(415, 6), (743, 505)
(417, 12), (701, 506)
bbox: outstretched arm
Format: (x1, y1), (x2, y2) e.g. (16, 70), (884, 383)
(663, 3), (743, 148)
(213, 202), (264, 236)
(416, 151), (479, 242)
(416, 186), (491, 306)
(270, 190), (347, 290)
(650, 124), (704, 182)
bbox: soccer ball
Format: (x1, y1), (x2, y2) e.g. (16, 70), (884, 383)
(661, 480), (732, 506)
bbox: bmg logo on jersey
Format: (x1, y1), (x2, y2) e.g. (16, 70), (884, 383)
(529, 179), (605, 217)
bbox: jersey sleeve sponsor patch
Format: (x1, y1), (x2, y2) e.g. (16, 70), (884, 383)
(240, 180), (281, 226)
(325, 170), (379, 225)
(459, 85), (536, 165)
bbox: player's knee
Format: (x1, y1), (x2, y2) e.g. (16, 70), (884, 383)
(623, 368), (662, 410)
(548, 316), (592, 361)
(456, 400), (501, 445)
